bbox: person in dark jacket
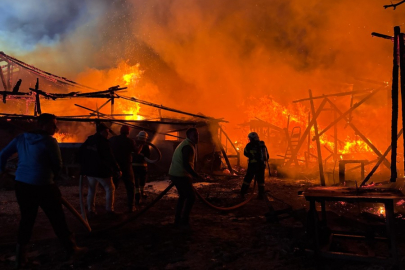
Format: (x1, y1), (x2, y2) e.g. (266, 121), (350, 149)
(109, 125), (137, 212)
(240, 132), (269, 199)
(79, 123), (121, 217)
(0, 113), (85, 268)
(133, 131), (151, 206)
(168, 128), (204, 228)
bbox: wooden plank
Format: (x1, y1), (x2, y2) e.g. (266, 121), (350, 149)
(309, 90), (325, 186)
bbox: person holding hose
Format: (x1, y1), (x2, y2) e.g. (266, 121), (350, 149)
(168, 128), (204, 229)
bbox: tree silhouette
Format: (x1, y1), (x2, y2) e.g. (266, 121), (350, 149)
(384, 0), (405, 9)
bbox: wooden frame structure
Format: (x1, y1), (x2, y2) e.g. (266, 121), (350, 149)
(0, 51), (241, 173)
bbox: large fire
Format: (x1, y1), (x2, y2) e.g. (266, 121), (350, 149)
(118, 70), (144, 121)
(243, 95), (376, 160)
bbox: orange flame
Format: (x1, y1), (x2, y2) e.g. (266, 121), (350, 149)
(117, 70), (144, 120)
(54, 133), (76, 143)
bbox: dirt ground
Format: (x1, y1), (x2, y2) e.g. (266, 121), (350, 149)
(0, 174), (405, 270)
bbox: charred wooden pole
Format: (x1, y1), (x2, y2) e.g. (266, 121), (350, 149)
(7, 62), (11, 91)
(391, 26), (400, 181)
(334, 109), (338, 161)
(400, 31), (405, 177)
(307, 112), (311, 168)
(111, 97), (114, 116)
(34, 78), (41, 116)
(309, 90), (325, 186)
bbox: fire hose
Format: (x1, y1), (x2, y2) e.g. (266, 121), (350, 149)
(61, 197), (92, 232)
(143, 141), (162, 164)
(92, 179), (256, 233)
(79, 174), (88, 222)
(90, 182), (175, 234)
(193, 180), (257, 211)
(0, 170), (91, 233)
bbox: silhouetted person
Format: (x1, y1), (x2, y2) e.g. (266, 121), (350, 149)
(240, 132), (269, 199)
(79, 123), (121, 218)
(0, 113), (85, 268)
(168, 128), (204, 228)
(133, 131), (151, 206)
(109, 125), (137, 212)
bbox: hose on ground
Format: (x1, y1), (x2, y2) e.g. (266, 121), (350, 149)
(88, 178), (256, 234)
(193, 181), (256, 211)
(90, 182), (175, 235)
(61, 197), (92, 232)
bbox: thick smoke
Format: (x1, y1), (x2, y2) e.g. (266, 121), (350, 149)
(0, 0), (403, 148)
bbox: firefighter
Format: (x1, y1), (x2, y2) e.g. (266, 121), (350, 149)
(240, 132), (269, 199)
(109, 125), (137, 212)
(133, 131), (150, 205)
(168, 128), (204, 228)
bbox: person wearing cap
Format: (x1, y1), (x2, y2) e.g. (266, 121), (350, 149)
(109, 125), (137, 212)
(168, 128), (205, 228)
(132, 131), (151, 205)
(240, 132), (269, 199)
(0, 113), (86, 267)
(79, 123), (121, 217)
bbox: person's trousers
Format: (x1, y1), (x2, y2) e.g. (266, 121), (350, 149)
(241, 163), (266, 195)
(134, 166), (147, 203)
(113, 169), (135, 208)
(170, 176), (196, 224)
(14, 181), (75, 252)
(87, 176), (115, 212)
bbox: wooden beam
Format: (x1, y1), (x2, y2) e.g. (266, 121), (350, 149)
(313, 88), (383, 140)
(360, 129), (403, 187)
(309, 90), (325, 186)
(34, 78), (41, 116)
(391, 27), (400, 181)
(325, 98), (391, 170)
(399, 31), (405, 178)
(292, 89), (385, 103)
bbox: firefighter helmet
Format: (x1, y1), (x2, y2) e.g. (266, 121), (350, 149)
(248, 132), (259, 141)
(136, 130), (148, 142)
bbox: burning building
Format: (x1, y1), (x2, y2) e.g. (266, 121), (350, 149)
(1, 1), (405, 268)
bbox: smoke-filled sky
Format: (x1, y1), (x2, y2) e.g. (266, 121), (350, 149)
(0, 0), (404, 127)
